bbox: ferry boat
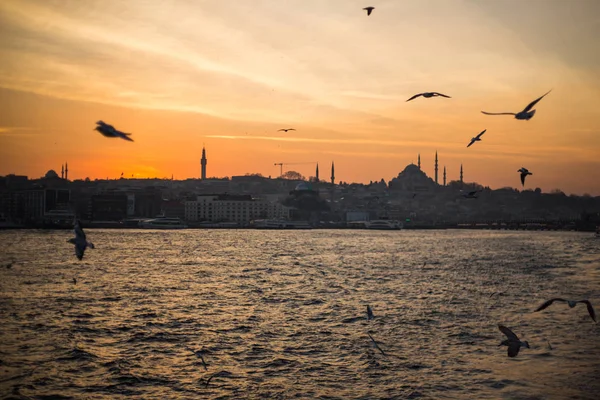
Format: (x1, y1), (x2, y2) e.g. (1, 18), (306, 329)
(251, 219), (312, 229)
(139, 216), (188, 229)
(366, 220), (403, 230)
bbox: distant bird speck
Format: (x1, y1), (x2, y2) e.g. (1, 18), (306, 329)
(277, 128), (296, 132)
(363, 6), (375, 16)
(406, 92), (451, 102)
(367, 305), (375, 320)
(73, 277), (77, 284)
(203, 371), (232, 388)
(461, 190), (481, 199)
(481, 89), (552, 120)
(188, 347), (208, 370)
(367, 333), (386, 356)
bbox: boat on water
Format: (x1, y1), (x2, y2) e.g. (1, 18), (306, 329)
(251, 219), (312, 229)
(139, 216), (188, 229)
(366, 220), (403, 230)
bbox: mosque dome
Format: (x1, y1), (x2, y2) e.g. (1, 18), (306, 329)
(45, 169), (59, 179)
(295, 182), (312, 191)
(401, 164), (422, 175)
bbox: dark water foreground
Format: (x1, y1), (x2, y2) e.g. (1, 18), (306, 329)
(1, 229), (599, 399)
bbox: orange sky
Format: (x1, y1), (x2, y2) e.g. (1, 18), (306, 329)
(1, 0), (599, 194)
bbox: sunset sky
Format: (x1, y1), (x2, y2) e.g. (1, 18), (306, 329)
(1, 0), (599, 194)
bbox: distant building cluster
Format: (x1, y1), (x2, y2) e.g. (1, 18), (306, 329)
(1, 149), (599, 229)
(184, 194), (289, 223)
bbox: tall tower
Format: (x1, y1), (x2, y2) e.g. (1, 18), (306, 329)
(460, 164), (463, 183)
(443, 166), (447, 186)
(331, 162), (335, 185)
(315, 163), (319, 182)
(434, 151), (438, 185)
(65, 162), (68, 180)
(201, 147), (207, 180)
(417, 154), (421, 170)
(61, 164), (64, 179)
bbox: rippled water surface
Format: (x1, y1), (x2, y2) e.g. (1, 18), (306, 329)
(1, 229), (599, 399)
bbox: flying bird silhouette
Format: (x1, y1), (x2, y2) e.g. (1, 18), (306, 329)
(517, 167), (532, 187)
(95, 121), (134, 142)
(461, 190), (481, 199)
(498, 325), (530, 357)
(277, 128), (295, 132)
(481, 90), (552, 120)
(406, 92), (451, 102)
(367, 305), (375, 320)
(203, 371), (232, 388)
(363, 7), (375, 16)
(534, 298), (596, 322)
(367, 333), (386, 356)
(67, 220), (95, 260)
(467, 129), (487, 148)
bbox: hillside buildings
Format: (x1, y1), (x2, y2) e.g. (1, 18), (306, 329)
(1, 150), (598, 228)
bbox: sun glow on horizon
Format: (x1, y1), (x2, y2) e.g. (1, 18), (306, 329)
(1, 0), (599, 194)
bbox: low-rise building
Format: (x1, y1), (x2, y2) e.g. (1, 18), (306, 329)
(184, 194), (290, 224)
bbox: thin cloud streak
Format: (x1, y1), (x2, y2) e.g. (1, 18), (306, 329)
(206, 134), (596, 161)
(206, 134), (454, 148)
(0, 126), (39, 136)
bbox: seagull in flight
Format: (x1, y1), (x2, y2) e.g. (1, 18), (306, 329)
(363, 6), (375, 16)
(467, 129), (486, 148)
(534, 298), (596, 322)
(406, 92), (451, 102)
(367, 333), (386, 356)
(187, 347), (209, 370)
(67, 220), (95, 260)
(95, 121), (134, 142)
(367, 305), (375, 320)
(203, 371), (232, 388)
(498, 325), (529, 357)
(461, 190), (481, 199)
(481, 89), (552, 120)
(277, 128), (295, 132)
(517, 167), (532, 187)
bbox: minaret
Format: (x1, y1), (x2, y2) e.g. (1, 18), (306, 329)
(61, 164), (64, 179)
(443, 166), (447, 186)
(330, 162), (335, 185)
(417, 154), (421, 170)
(201, 147), (207, 180)
(315, 163), (319, 182)
(460, 164), (463, 183)
(434, 151), (438, 184)
(65, 162), (68, 180)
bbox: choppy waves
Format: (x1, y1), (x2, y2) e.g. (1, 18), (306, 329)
(1, 229), (599, 399)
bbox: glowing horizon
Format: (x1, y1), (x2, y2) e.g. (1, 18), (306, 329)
(1, 0), (599, 194)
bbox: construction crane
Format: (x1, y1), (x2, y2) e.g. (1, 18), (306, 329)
(274, 162), (316, 177)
